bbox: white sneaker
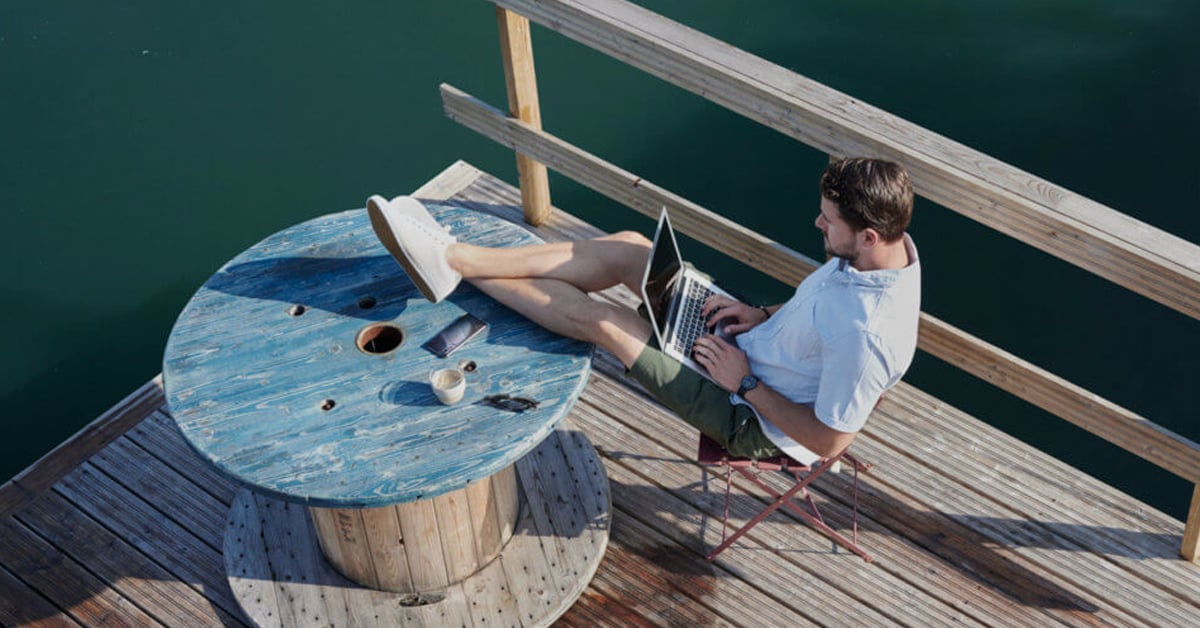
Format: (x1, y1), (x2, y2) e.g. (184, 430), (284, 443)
(387, 195), (446, 234)
(366, 195), (462, 302)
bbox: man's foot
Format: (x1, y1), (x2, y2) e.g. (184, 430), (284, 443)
(366, 195), (462, 303)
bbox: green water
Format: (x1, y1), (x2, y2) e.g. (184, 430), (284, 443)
(3, 1), (1197, 519)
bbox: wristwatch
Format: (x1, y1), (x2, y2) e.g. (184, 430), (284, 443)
(736, 374), (760, 397)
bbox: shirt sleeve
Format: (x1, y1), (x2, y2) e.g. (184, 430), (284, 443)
(813, 330), (889, 433)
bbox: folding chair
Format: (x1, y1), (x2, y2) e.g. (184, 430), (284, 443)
(697, 433), (873, 562)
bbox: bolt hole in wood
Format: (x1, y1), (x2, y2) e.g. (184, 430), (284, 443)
(358, 296), (377, 309)
(320, 399), (336, 411)
(355, 323), (404, 354)
(288, 304), (307, 316)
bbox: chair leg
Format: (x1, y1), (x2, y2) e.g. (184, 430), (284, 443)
(721, 463), (733, 544)
(706, 465), (873, 562)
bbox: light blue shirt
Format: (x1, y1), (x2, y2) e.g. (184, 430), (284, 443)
(733, 235), (921, 463)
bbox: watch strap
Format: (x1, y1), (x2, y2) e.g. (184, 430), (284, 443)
(736, 374), (759, 397)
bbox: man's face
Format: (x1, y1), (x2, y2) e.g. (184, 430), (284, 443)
(815, 197), (860, 261)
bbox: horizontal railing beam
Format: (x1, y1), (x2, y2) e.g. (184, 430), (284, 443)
(442, 83), (822, 287)
(441, 82), (1200, 486)
(488, 0), (1200, 322)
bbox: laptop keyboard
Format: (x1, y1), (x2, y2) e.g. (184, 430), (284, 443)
(671, 281), (716, 356)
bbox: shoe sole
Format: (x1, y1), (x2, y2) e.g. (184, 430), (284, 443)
(367, 201), (439, 302)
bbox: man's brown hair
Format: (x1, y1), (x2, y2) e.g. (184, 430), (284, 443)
(819, 158), (913, 242)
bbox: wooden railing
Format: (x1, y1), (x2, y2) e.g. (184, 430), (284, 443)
(454, 0), (1200, 562)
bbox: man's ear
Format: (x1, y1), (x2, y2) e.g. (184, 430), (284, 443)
(860, 227), (882, 248)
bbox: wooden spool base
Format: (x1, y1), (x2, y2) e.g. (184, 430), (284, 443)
(224, 426), (610, 627)
(309, 465), (520, 593)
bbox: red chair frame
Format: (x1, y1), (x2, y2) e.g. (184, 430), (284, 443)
(698, 434), (873, 562)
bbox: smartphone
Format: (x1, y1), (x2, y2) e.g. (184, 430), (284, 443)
(423, 313), (488, 358)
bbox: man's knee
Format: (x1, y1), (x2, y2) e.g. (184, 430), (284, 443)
(598, 230), (652, 291)
(605, 230), (652, 250)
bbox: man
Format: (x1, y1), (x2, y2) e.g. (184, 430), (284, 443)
(367, 157), (920, 462)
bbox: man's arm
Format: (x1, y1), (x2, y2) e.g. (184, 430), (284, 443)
(690, 333), (855, 459)
(738, 384), (855, 459)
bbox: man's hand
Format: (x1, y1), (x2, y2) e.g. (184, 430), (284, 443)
(691, 333), (751, 393)
(701, 295), (768, 335)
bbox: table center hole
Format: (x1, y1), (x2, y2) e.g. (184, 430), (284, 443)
(356, 323), (404, 354)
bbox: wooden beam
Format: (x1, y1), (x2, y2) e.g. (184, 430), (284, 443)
(490, 0), (1200, 321)
(495, 7), (551, 225)
(1184, 485), (1200, 563)
(917, 314), (1200, 484)
(441, 83), (822, 286)
(440, 83), (1200, 486)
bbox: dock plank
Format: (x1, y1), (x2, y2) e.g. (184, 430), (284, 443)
(854, 392), (1194, 625)
(127, 410), (240, 506)
(50, 461), (244, 622)
(85, 433), (230, 545)
(0, 561), (80, 627)
(582, 493), (800, 627)
(0, 516), (159, 626)
(15, 490), (243, 627)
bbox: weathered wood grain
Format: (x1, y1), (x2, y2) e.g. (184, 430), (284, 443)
(85, 433), (230, 544)
(497, 6), (551, 225)
(128, 410), (240, 505)
(224, 422), (610, 627)
(0, 517), (158, 626)
(0, 561), (79, 627)
(309, 464), (519, 594)
(16, 490), (244, 627)
(163, 206), (593, 508)
(1185, 485), (1200, 563)
(866, 386), (1200, 612)
(50, 461), (243, 619)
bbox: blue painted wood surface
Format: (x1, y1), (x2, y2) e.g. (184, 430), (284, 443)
(162, 204), (593, 508)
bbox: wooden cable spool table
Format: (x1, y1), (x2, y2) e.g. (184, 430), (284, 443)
(162, 204), (609, 626)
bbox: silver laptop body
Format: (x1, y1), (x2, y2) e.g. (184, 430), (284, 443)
(640, 209), (735, 379)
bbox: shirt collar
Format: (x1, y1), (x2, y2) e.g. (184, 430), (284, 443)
(834, 234), (918, 287)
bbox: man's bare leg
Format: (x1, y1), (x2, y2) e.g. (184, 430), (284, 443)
(445, 231), (655, 368)
(446, 231), (650, 295)
(468, 275), (652, 368)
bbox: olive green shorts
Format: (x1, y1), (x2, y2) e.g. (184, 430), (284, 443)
(627, 339), (781, 460)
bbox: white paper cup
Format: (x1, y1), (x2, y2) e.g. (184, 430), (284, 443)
(430, 367), (466, 405)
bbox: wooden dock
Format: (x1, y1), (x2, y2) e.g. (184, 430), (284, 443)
(2, 161), (1199, 626)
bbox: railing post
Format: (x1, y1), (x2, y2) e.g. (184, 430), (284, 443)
(496, 7), (551, 225)
(1183, 484), (1200, 563)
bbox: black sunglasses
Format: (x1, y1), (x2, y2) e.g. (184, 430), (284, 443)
(480, 394), (540, 412)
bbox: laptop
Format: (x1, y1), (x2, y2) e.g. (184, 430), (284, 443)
(641, 209), (736, 379)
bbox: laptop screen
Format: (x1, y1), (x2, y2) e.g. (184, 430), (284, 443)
(643, 212), (684, 339)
